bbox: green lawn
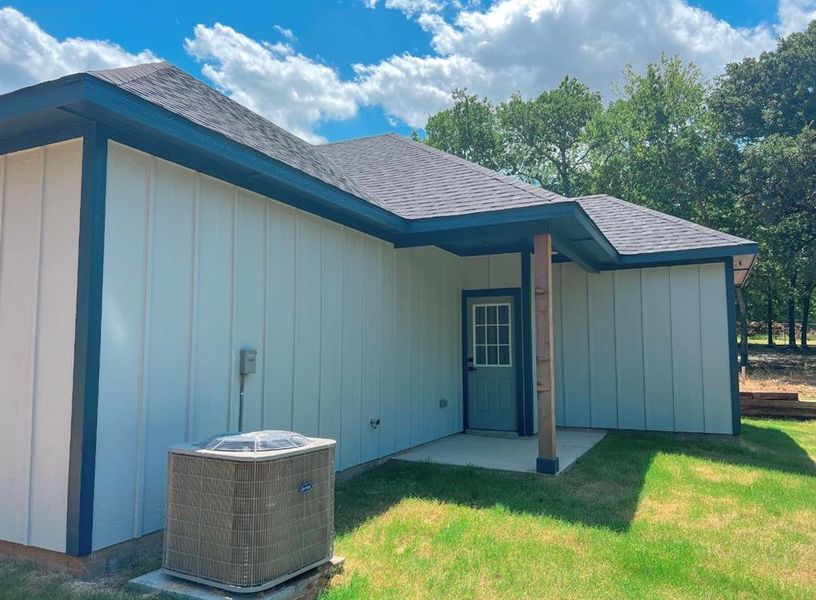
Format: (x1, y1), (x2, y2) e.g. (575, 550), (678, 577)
(1, 419), (814, 600)
(326, 419), (816, 599)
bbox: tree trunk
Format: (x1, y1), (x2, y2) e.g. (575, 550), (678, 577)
(788, 270), (797, 348)
(767, 289), (775, 347)
(803, 288), (813, 349)
(736, 286), (749, 368)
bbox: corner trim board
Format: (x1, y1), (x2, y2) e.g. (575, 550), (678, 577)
(66, 127), (108, 556)
(724, 259), (741, 435)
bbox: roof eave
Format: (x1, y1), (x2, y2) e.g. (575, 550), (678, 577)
(615, 242), (760, 268)
(0, 74), (408, 240)
(394, 201), (620, 269)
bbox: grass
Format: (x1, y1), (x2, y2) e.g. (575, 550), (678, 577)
(1, 420), (814, 599)
(326, 420), (816, 599)
(0, 552), (161, 600)
(747, 335), (814, 346)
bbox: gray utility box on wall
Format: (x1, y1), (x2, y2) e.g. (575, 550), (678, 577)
(163, 431), (336, 594)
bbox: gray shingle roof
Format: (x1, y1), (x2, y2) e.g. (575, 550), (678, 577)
(83, 62), (754, 256)
(576, 195), (752, 255)
(316, 134), (567, 219)
(89, 62), (369, 201)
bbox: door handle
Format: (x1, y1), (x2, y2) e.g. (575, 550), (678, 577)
(467, 357), (477, 372)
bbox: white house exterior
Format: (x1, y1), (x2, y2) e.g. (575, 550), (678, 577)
(0, 63), (757, 558)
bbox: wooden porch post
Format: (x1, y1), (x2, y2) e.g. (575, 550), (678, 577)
(534, 234), (559, 474)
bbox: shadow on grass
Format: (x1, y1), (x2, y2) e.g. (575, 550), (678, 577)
(334, 423), (815, 536)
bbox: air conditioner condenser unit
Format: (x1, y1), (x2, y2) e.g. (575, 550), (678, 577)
(163, 430), (336, 594)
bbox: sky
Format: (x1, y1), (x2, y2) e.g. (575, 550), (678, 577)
(1, 0), (815, 143)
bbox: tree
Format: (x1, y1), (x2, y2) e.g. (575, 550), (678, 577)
(424, 89), (503, 171)
(713, 22), (816, 348)
(711, 21), (816, 140)
(740, 127), (816, 347)
(496, 77), (604, 196)
(591, 56), (740, 227)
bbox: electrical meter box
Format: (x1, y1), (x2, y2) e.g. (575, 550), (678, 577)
(239, 348), (257, 375)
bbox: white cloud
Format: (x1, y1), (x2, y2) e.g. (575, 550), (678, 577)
(778, 0), (816, 35)
(273, 25), (297, 42)
(350, 0), (816, 129)
(0, 6), (156, 94)
(185, 23), (359, 143)
(383, 0), (446, 16)
(186, 0), (815, 138)
(3, 1), (814, 141)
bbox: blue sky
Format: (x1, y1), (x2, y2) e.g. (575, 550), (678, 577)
(2, 1), (814, 142)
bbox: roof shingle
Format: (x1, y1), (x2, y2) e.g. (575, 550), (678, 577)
(576, 195), (752, 255)
(83, 62), (754, 256)
(317, 134), (567, 219)
(90, 62), (369, 201)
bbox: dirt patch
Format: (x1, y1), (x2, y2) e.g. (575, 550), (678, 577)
(742, 347), (816, 401)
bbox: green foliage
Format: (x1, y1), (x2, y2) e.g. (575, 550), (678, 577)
(712, 21), (816, 140)
(714, 23), (816, 338)
(497, 77), (604, 195)
(742, 126), (816, 225)
(591, 56), (740, 226)
(424, 89), (503, 171)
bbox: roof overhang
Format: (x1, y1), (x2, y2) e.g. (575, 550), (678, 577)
(0, 74), (408, 241)
(392, 202), (619, 271)
(0, 74), (758, 275)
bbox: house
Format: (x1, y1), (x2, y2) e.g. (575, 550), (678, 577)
(0, 62), (757, 561)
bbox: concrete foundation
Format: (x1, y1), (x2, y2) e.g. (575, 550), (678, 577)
(130, 557), (344, 600)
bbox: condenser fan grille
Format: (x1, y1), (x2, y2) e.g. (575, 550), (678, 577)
(163, 438), (335, 592)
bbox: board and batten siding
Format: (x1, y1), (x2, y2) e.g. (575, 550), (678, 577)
(0, 139), (83, 552)
(93, 142), (463, 551)
(462, 254), (521, 290)
(552, 261), (733, 434)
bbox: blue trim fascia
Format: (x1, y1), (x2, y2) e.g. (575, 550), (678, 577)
(572, 208), (619, 260)
(461, 288), (525, 436)
(550, 232), (598, 273)
(0, 74), (86, 121)
(0, 122), (90, 155)
(405, 202), (575, 232)
(68, 76), (407, 233)
(520, 252), (535, 436)
(616, 243), (759, 268)
(724, 258), (741, 436)
(66, 126), (107, 556)
(554, 244), (760, 272)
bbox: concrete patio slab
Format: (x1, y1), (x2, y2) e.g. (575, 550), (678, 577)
(394, 429), (606, 475)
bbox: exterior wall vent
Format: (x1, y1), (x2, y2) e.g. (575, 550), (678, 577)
(163, 431), (336, 593)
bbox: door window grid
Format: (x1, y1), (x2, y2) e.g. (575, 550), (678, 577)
(472, 302), (512, 367)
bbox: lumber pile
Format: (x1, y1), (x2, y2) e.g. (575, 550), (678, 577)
(740, 391), (816, 419)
